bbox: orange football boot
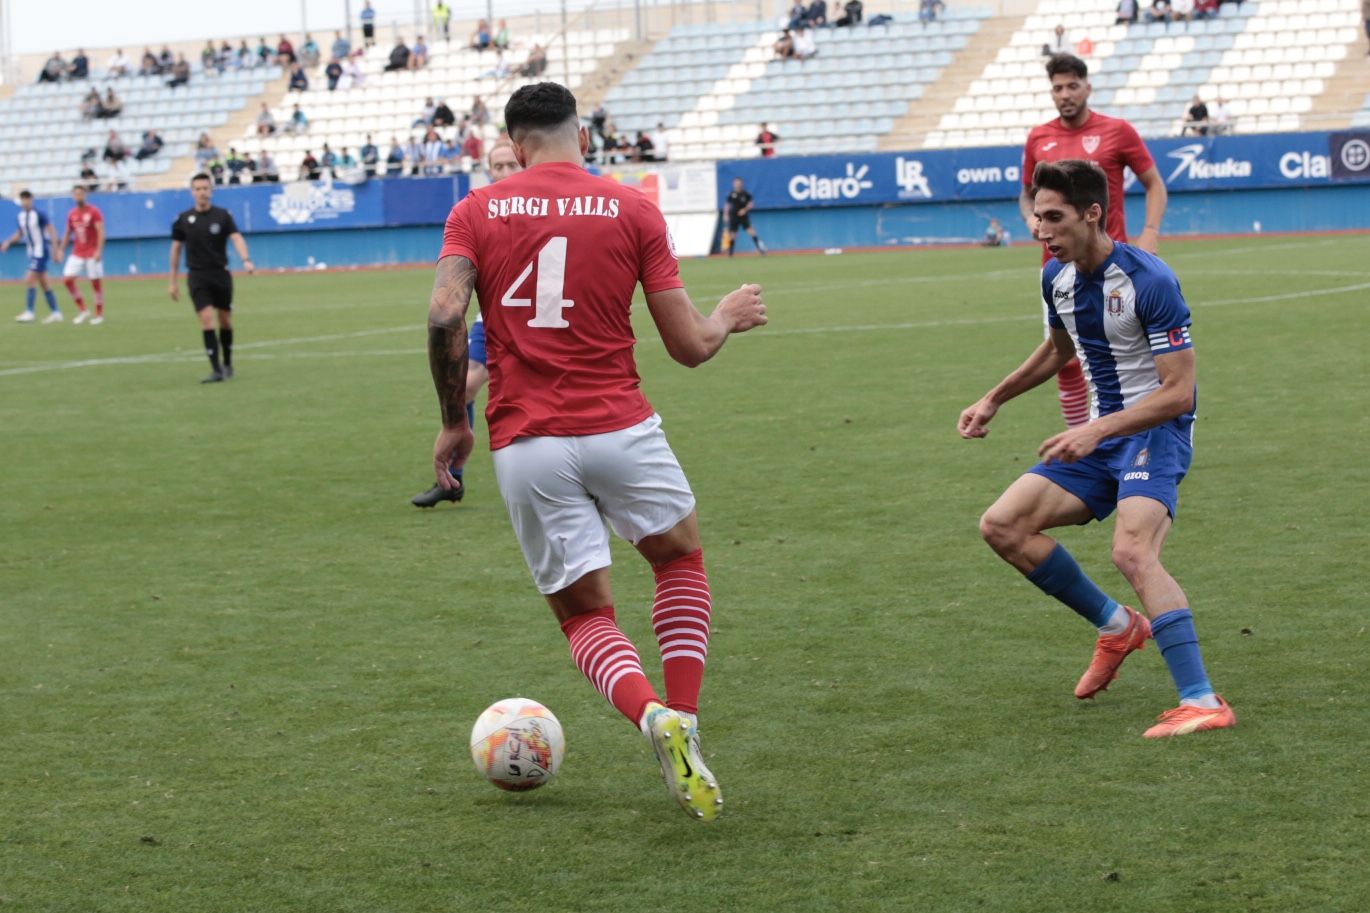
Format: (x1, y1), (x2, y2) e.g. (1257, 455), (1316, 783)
(1143, 696), (1237, 738)
(1074, 606), (1151, 699)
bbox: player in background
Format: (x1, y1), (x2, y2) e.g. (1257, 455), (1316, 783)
(169, 174), (255, 383)
(428, 82), (766, 819)
(1021, 54), (1168, 429)
(722, 176), (766, 257)
(412, 141), (522, 508)
(960, 160), (1233, 739)
(57, 185), (106, 325)
(2, 190), (63, 323)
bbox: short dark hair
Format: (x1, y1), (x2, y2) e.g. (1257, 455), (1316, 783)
(72, 183), (85, 191)
(1045, 53), (1088, 80)
(1031, 159), (1108, 220)
(18, 190), (33, 199)
(190, 172), (212, 184)
(504, 82), (578, 142)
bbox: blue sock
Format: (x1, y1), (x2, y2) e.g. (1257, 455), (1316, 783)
(1151, 609), (1214, 702)
(448, 401), (477, 483)
(44, 289), (59, 312)
(25, 287), (36, 312)
(1025, 543), (1122, 628)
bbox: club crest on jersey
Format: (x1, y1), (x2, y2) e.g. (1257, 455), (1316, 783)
(1082, 135), (1101, 155)
(1133, 448), (1150, 468)
(1107, 289), (1124, 316)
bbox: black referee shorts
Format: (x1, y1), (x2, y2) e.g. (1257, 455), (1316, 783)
(728, 214), (752, 233)
(188, 269), (233, 312)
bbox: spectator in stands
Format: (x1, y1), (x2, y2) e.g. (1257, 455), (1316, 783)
(256, 37), (273, 65)
(225, 148), (248, 184)
(300, 35), (321, 68)
(80, 161), (100, 191)
(361, 135), (380, 176)
(38, 52), (66, 83)
(332, 30), (352, 61)
(1146, 0), (1172, 23)
(326, 58), (344, 90)
(257, 104), (277, 136)
(651, 122), (670, 161)
(787, 0), (809, 29)
(421, 129), (445, 175)
(385, 39), (412, 72)
(1044, 24), (1074, 56)
(1116, 0), (1139, 23)
(404, 135), (424, 174)
(633, 131), (655, 162)
(433, 2), (452, 41)
(157, 46), (174, 73)
(320, 143), (338, 176)
(1170, 0), (1194, 22)
(410, 36), (430, 69)
(1209, 96), (1231, 133)
(919, 0), (945, 23)
(432, 98), (457, 127)
(981, 217), (1006, 247)
(300, 150), (321, 180)
(793, 25), (817, 59)
(361, 1), (378, 48)
(836, 0), (863, 26)
(107, 48), (132, 78)
(470, 19), (493, 50)
(81, 89), (102, 119)
(520, 44), (548, 77)
(135, 130), (164, 160)
(386, 138), (406, 175)
(201, 40), (220, 73)
(286, 104), (309, 134)
(277, 35), (298, 66)
(414, 97), (437, 127)
(1181, 94), (1209, 135)
(494, 19), (511, 49)
(167, 55), (191, 89)
(97, 88), (123, 118)
(139, 48), (158, 76)
(336, 147), (358, 178)
(194, 133), (218, 168)
(344, 53), (366, 88)
(470, 95), (489, 126)
(103, 130), (129, 164)
(258, 150), (280, 182)
(591, 102), (608, 140)
(288, 63), (309, 92)
(756, 123), (780, 157)
(808, 0), (829, 27)
(1193, 0), (1218, 18)
(234, 41), (254, 69)
(68, 49), (90, 80)
(774, 30), (796, 59)
(461, 129), (483, 166)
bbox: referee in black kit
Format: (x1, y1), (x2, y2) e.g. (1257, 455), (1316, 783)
(169, 173), (255, 383)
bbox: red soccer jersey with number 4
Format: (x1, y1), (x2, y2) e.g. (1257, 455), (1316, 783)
(1022, 111), (1155, 245)
(439, 161), (684, 450)
(66, 205), (104, 258)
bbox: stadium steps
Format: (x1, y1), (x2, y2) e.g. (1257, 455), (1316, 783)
(880, 15), (1025, 150)
(1302, 52), (1370, 130)
(156, 69), (289, 189)
(573, 36), (658, 112)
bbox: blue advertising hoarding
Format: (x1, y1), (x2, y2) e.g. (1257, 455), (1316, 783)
(717, 131), (1359, 210)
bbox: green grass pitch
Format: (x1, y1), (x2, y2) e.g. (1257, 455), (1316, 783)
(2, 235), (1368, 912)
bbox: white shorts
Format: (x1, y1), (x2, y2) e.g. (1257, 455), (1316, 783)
(63, 256), (103, 279)
(492, 414), (696, 595)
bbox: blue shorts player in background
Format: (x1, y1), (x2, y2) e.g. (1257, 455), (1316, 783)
(411, 141), (520, 508)
(957, 159), (1235, 739)
(2, 190), (63, 324)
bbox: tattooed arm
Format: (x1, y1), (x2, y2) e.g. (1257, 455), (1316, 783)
(427, 254), (478, 488)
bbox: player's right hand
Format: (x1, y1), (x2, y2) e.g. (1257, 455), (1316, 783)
(957, 398), (998, 439)
(167, 281), (178, 301)
(718, 283), (766, 333)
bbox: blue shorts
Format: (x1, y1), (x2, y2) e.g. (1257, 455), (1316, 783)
(468, 318), (487, 365)
(1028, 422), (1193, 521)
(27, 255), (49, 275)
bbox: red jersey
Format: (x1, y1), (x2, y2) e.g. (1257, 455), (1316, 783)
(66, 204), (104, 258)
(439, 161), (684, 450)
(1022, 111), (1154, 248)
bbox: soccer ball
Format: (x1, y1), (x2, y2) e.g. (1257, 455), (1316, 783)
(470, 698), (565, 791)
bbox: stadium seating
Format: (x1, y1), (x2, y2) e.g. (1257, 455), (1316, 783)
(0, 66), (281, 197)
(240, 31), (628, 174)
(927, 0), (1365, 148)
(604, 11), (991, 161)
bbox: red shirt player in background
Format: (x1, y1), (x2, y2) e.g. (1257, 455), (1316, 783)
(427, 82), (766, 822)
(1020, 53), (1168, 427)
(58, 184), (107, 324)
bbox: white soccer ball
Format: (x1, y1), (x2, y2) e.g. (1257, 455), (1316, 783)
(470, 698), (565, 791)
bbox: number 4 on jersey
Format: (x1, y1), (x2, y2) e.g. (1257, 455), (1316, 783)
(501, 236), (574, 328)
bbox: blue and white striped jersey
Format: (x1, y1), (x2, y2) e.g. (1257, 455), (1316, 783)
(1042, 243), (1195, 428)
(16, 208), (50, 258)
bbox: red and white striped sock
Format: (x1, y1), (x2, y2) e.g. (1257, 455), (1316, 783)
(1057, 358), (1091, 429)
(561, 607), (660, 724)
(651, 549), (712, 715)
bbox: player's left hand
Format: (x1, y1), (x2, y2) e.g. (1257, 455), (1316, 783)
(1038, 424), (1104, 464)
(433, 424), (475, 489)
(1135, 228), (1160, 254)
(243, 258), (256, 274)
